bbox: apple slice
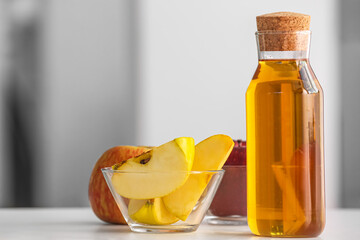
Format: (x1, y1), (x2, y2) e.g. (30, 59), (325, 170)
(128, 198), (179, 225)
(161, 174), (208, 221)
(192, 135), (235, 171)
(111, 137), (195, 199)
(162, 134), (234, 220)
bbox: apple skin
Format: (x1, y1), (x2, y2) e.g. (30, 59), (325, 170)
(88, 146), (150, 224)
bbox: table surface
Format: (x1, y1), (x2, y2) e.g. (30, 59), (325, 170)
(0, 208), (358, 239)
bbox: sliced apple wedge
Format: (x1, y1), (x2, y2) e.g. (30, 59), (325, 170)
(111, 137), (195, 199)
(128, 198), (179, 225)
(161, 174), (208, 221)
(162, 134), (234, 220)
(192, 134), (235, 171)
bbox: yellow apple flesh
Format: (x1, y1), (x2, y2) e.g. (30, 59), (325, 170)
(111, 137), (195, 199)
(192, 134), (235, 171)
(162, 134), (234, 220)
(128, 198), (179, 225)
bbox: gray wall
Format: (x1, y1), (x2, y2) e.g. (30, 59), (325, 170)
(0, 0), (9, 206)
(37, 0), (137, 206)
(0, 0), (138, 208)
(341, 0), (360, 208)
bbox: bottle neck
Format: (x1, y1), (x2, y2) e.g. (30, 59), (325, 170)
(256, 31), (311, 60)
(258, 51), (309, 60)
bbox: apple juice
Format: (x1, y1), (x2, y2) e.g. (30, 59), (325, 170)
(246, 12), (325, 237)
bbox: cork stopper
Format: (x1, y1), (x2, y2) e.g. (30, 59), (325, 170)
(257, 12), (310, 31)
(256, 12), (311, 51)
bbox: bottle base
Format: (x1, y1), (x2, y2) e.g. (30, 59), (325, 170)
(248, 218), (325, 238)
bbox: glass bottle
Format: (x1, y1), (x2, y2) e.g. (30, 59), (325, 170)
(246, 12), (325, 237)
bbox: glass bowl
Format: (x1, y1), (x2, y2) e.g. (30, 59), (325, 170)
(102, 167), (224, 233)
(207, 165), (247, 225)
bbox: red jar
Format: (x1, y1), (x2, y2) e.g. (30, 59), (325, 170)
(207, 140), (247, 225)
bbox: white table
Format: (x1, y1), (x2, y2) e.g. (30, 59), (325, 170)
(0, 208), (358, 239)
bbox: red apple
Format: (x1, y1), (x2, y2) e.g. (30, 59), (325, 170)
(88, 146), (150, 224)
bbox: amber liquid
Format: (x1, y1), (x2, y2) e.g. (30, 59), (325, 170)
(246, 60), (325, 237)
